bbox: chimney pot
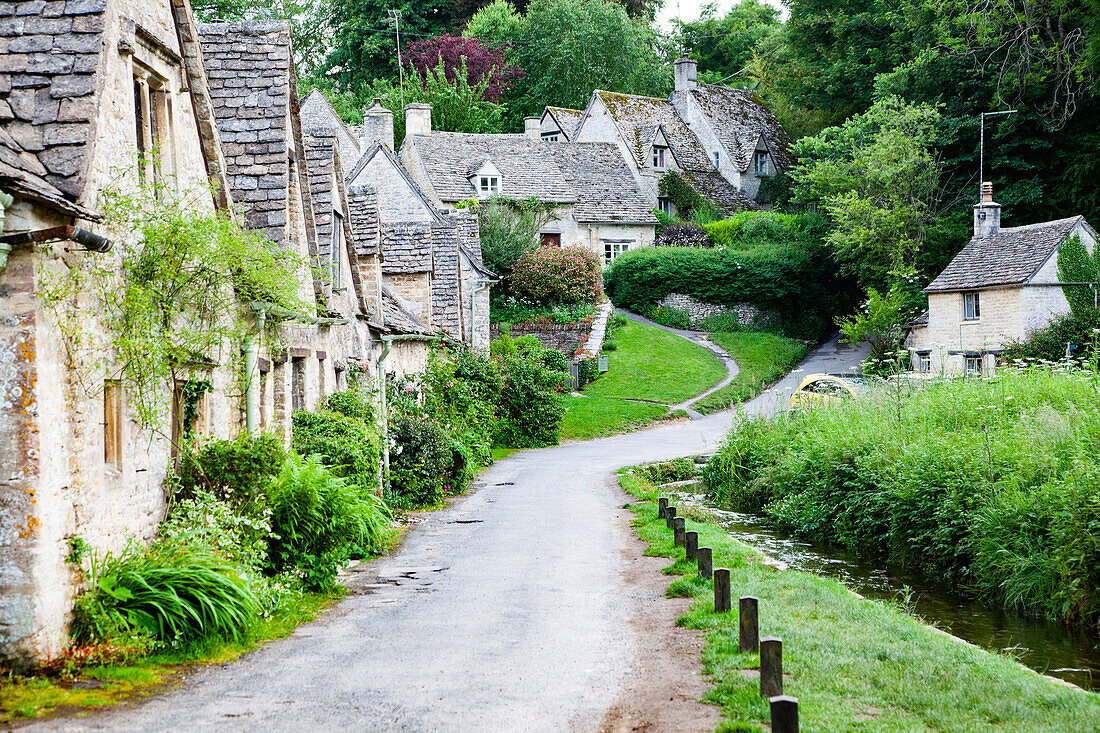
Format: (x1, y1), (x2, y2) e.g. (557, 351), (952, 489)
(981, 181), (993, 203)
(973, 182), (1001, 238)
(674, 57), (698, 92)
(404, 103), (432, 137)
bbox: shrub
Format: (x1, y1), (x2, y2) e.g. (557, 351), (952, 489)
(648, 305), (693, 330)
(656, 222), (710, 247)
(73, 541), (261, 645)
(495, 349), (569, 447)
(642, 458), (698, 484)
(658, 170), (713, 218)
(510, 246), (602, 305)
(176, 434), (287, 508)
(320, 388), (374, 425)
(389, 414), (469, 507)
(268, 453), (391, 589)
(476, 196), (556, 277)
(1002, 309), (1100, 363)
(695, 312), (742, 332)
(160, 490), (271, 572)
(292, 409), (381, 494)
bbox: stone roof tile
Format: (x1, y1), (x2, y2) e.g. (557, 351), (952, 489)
(681, 170), (761, 215)
(380, 222), (433, 274)
(550, 143), (658, 224)
(595, 90), (713, 172)
(545, 106), (582, 140)
(673, 84), (793, 172)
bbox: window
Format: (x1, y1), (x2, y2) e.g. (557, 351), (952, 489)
(331, 210), (344, 289)
(657, 197), (672, 215)
(133, 70), (173, 191)
(713, 151), (720, 167)
(965, 356), (983, 375)
(915, 351), (931, 373)
(541, 131), (560, 142)
(652, 145), (668, 169)
(603, 239), (633, 264)
(291, 357), (306, 412)
(104, 381), (122, 469)
(541, 232), (562, 248)
(753, 150), (768, 176)
(171, 379), (209, 456)
(479, 175), (499, 196)
(962, 291), (980, 321)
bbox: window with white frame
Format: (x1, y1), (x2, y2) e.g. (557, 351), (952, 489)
(915, 351), (931, 373)
(962, 291), (980, 321)
(657, 197), (672, 215)
(964, 355), (983, 375)
(331, 210), (344, 289)
(603, 239), (633, 264)
(713, 151), (720, 167)
(479, 175), (499, 196)
(652, 145), (668, 169)
(753, 150), (768, 176)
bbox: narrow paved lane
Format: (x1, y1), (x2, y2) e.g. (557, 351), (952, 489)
(39, 337), (866, 733)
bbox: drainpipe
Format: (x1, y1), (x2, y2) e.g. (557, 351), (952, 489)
(0, 191), (15, 270)
(244, 307), (267, 435)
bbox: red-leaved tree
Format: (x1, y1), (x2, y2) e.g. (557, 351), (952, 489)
(404, 34), (524, 103)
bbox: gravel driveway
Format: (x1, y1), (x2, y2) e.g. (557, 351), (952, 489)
(33, 336), (866, 733)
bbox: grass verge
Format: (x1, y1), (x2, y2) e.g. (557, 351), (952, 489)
(561, 395), (669, 441)
(619, 469), (1100, 733)
(694, 332), (808, 415)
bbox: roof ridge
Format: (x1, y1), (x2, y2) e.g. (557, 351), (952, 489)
(998, 215), (1083, 233)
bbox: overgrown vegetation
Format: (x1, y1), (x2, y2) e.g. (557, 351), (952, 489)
(703, 368), (1100, 633)
(694, 332), (809, 414)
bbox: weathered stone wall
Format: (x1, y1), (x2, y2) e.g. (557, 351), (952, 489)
(656, 293), (770, 328)
(491, 318), (594, 356)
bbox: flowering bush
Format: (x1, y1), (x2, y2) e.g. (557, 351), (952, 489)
(511, 246), (602, 305)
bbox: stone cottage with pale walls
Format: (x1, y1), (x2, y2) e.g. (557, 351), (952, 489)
(398, 105), (656, 267)
(906, 182), (1099, 375)
(565, 58), (790, 216)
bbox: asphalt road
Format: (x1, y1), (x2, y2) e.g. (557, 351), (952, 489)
(37, 336), (867, 733)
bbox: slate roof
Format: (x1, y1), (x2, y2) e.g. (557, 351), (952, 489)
(672, 84), (793, 173)
(551, 143), (658, 224)
(431, 218), (461, 335)
(381, 281), (434, 336)
(926, 217), (1090, 292)
(300, 89), (361, 172)
(380, 222), (433, 274)
(682, 171), (760, 215)
(593, 90), (713, 172)
(346, 184), (380, 256)
(405, 131), (576, 203)
(545, 106), (583, 140)
(0, 0), (108, 209)
(303, 128), (339, 267)
(909, 310), (929, 327)
(197, 21), (294, 244)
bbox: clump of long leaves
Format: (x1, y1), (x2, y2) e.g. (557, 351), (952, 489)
(73, 540), (261, 645)
(268, 453), (391, 589)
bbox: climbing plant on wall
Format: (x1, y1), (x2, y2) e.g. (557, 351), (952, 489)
(38, 170), (309, 433)
(1057, 234), (1099, 317)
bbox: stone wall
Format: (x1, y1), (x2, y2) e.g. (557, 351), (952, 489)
(656, 293), (770, 328)
(491, 318), (595, 356)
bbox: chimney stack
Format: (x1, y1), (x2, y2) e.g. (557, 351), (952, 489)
(973, 181), (1001, 238)
(404, 103), (432, 137)
(524, 116), (541, 140)
(674, 57), (698, 92)
(362, 98), (394, 151)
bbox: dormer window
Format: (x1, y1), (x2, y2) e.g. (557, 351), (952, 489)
(541, 131), (560, 142)
(652, 145), (668, 169)
(754, 150), (769, 176)
(479, 175), (499, 197)
(713, 151), (720, 167)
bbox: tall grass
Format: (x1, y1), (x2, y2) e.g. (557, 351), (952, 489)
(703, 368), (1100, 632)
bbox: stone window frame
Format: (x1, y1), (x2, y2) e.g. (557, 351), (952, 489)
(126, 29), (182, 193)
(652, 145), (668, 169)
(914, 350), (931, 373)
(962, 291), (981, 322)
(657, 196), (672, 215)
(331, 209), (345, 290)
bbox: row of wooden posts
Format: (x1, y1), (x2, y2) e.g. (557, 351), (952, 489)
(658, 497), (799, 733)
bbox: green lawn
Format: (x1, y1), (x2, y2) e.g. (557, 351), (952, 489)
(585, 320), (726, 404)
(559, 319), (725, 440)
(694, 331), (808, 415)
(620, 469), (1100, 733)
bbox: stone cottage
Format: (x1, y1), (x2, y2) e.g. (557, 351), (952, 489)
(567, 58), (791, 216)
(906, 183), (1099, 375)
(399, 105), (657, 266)
(536, 106), (583, 142)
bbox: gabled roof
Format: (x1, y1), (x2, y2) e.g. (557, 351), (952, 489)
(405, 131), (576, 203)
(591, 90), (714, 172)
(672, 84), (793, 173)
(301, 89), (361, 169)
(550, 143), (658, 224)
(346, 184), (380, 256)
(925, 216), (1091, 292)
(681, 171), (760, 215)
(543, 106), (583, 140)
(345, 141), (442, 223)
(381, 282), (435, 337)
(198, 21), (295, 245)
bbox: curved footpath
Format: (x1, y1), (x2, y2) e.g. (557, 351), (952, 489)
(34, 337), (865, 733)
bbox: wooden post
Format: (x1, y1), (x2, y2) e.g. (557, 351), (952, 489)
(713, 568), (731, 612)
(760, 637), (782, 698)
(769, 695), (798, 733)
(697, 547), (713, 580)
(658, 497), (668, 519)
(739, 596), (759, 653)
(673, 517), (686, 547)
(665, 506), (676, 529)
(685, 531), (698, 561)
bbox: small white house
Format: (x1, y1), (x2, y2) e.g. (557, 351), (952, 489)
(907, 182), (1098, 375)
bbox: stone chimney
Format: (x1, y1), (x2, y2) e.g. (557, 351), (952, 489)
(404, 103), (432, 137)
(362, 98), (394, 151)
(674, 57), (698, 92)
(973, 181), (1001, 238)
(524, 116), (541, 140)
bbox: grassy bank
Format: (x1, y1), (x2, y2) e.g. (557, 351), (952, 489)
(694, 332), (808, 415)
(620, 469), (1100, 732)
(560, 319), (723, 439)
(702, 368), (1100, 632)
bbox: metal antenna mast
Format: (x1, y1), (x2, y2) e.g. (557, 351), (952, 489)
(389, 10), (404, 112)
(979, 109), (1017, 193)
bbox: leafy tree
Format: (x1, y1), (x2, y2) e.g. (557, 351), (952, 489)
(469, 196), (555, 277)
(192, 0), (335, 77)
(464, 0), (527, 49)
(405, 34), (524, 102)
(325, 0), (451, 88)
(673, 0), (781, 81)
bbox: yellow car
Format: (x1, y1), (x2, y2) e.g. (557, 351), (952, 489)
(788, 373), (872, 410)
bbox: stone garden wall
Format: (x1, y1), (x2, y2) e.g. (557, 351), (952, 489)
(657, 293), (772, 328)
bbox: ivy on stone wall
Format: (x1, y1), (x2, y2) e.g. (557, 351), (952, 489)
(658, 171), (709, 217)
(1057, 234), (1099, 317)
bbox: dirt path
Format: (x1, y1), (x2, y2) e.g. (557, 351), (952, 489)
(28, 340), (866, 733)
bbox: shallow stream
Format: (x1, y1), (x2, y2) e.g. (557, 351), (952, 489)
(665, 482), (1100, 692)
